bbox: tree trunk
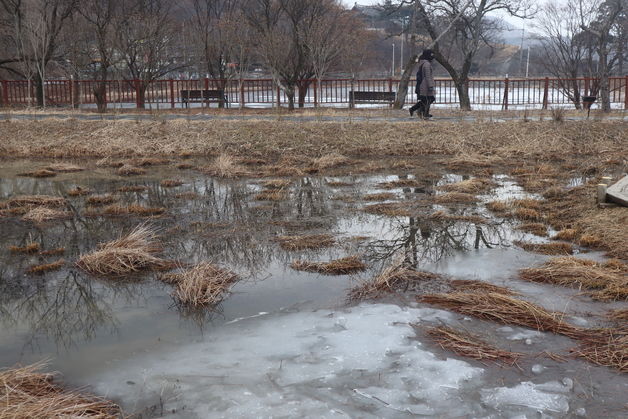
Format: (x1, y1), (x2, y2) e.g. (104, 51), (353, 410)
(598, 48), (611, 112)
(572, 79), (581, 110)
(35, 73), (44, 107)
(94, 83), (107, 113)
(394, 54), (418, 109)
(455, 78), (471, 111)
(286, 90), (295, 110)
(137, 85), (146, 109)
(297, 81), (310, 108)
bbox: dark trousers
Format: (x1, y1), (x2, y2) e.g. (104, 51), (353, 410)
(410, 95), (435, 117)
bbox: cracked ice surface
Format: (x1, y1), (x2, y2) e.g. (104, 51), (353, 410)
(87, 304), (573, 418)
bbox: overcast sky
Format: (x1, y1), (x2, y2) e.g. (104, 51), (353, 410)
(342, 0), (530, 29)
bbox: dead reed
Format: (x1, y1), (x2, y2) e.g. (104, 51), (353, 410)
(363, 192), (396, 201)
(67, 186), (93, 197)
(552, 228), (578, 241)
(607, 309), (628, 322)
(254, 189), (287, 201)
(433, 192), (478, 204)
(165, 262), (239, 307)
(260, 165), (304, 177)
(117, 185), (147, 193)
(9, 242), (41, 254)
(201, 154), (247, 178)
(22, 208), (72, 223)
(419, 292), (583, 338)
(514, 208), (542, 221)
(263, 179), (291, 189)
(160, 179), (184, 187)
(450, 279), (519, 296)
(439, 178), (497, 194)
(276, 234), (335, 251)
(575, 208), (627, 260)
(77, 225), (169, 276)
(486, 200), (509, 213)
(176, 163), (195, 170)
(86, 194), (118, 206)
(100, 204), (166, 217)
(0, 362), (121, 419)
(362, 203), (411, 217)
(45, 163), (85, 173)
(290, 256), (366, 275)
(378, 179), (421, 189)
(512, 198), (542, 210)
(515, 241), (573, 255)
(39, 247), (65, 256)
(426, 326), (524, 366)
(312, 153), (350, 169)
(349, 265), (444, 301)
(116, 165), (146, 176)
(18, 169), (57, 178)
(516, 223), (548, 236)
(519, 257), (627, 302)
(6, 195), (66, 208)
(572, 329), (627, 372)
(126, 157), (169, 166)
(27, 259), (65, 274)
(326, 180), (353, 187)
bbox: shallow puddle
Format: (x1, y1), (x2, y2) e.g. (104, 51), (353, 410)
(0, 160), (625, 418)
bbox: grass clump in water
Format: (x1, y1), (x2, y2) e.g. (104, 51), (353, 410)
(201, 154), (247, 178)
(515, 241), (573, 255)
(349, 265), (444, 301)
(516, 223), (548, 236)
(116, 165), (146, 176)
(9, 242), (41, 254)
(0, 362), (122, 418)
(27, 259), (65, 274)
(433, 192), (478, 204)
(67, 186), (93, 197)
(163, 262), (239, 307)
(290, 256), (366, 275)
(77, 225), (169, 276)
(276, 234), (335, 251)
(160, 179), (184, 187)
(439, 178), (496, 194)
(426, 326), (524, 367)
(22, 208), (71, 223)
(86, 194), (118, 206)
(17, 169), (57, 178)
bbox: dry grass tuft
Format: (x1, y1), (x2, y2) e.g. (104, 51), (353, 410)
(9, 242), (41, 254)
(516, 241), (573, 255)
(516, 223), (548, 237)
(419, 292), (583, 338)
(126, 157), (169, 166)
(117, 185), (147, 193)
(77, 225), (168, 276)
(6, 195), (66, 208)
(255, 189), (287, 201)
(575, 208), (627, 260)
(165, 263), (239, 307)
(363, 192), (396, 201)
(445, 153), (503, 169)
(450, 279), (519, 296)
(512, 198), (542, 210)
(607, 309), (628, 322)
(514, 207), (542, 221)
(0, 362), (121, 419)
(96, 157), (124, 168)
(22, 208), (71, 223)
(263, 179), (291, 189)
(261, 164), (304, 177)
(378, 179), (421, 189)
(160, 179), (184, 187)
(100, 204), (166, 217)
(86, 194), (118, 206)
(116, 165), (146, 176)
(176, 163), (195, 170)
(18, 169), (57, 178)
(542, 186), (565, 199)
(67, 186), (92, 197)
(201, 154), (247, 178)
(486, 200), (509, 213)
(520, 257), (627, 302)
(439, 178), (497, 194)
(362, 202), (411, 217)
(326, 180), (353, 187)
(553, 228), (578, 241)
(349, 265), (443, 301)
(433, 192), (478, 204)
(27, 259), (65, 274)
(426, 326), (524, 366)
(290, 256), (366, 275)
(578, 234), (602, 247)
(276, 234), (335, 251)
(39, 247), (65, 256)
(45, 163), (84, 173)
(572, 329), (627, 372)
(312, 153), (350, 169)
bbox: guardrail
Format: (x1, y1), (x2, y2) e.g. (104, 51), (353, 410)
(1, 76), (626, 109)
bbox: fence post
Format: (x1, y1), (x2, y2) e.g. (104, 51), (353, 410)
(276, 85), (280, 108)
(313, 79), (318, 107)
(2, 80), (8, 106)
(388, 78), (393, 92)
(239, 79), (245, 109)
(584, 77), (590, 96)
(349, 77), (355, 109)
(624, 75), (628, 110)
(542, 77), (549, 110)
(502, 77), (509, 110)
(169, 79), (175, 109)
(134, 79), (142, 108)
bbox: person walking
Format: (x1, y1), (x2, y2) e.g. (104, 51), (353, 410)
(409, 49), (436, 119)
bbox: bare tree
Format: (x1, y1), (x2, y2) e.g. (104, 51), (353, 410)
(115, 0), (184, 108)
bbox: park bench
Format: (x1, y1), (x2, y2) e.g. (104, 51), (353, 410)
(180, 89), (228, 108)
(349, 91), (396, 108)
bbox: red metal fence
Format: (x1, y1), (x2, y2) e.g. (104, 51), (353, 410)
(1, 76), (627, 109)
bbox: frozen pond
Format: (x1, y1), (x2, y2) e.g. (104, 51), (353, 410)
(0, 160), (626, 418)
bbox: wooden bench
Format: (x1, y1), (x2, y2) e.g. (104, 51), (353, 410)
(180, 89), (228, 108)
(349, 91), (396, 108)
